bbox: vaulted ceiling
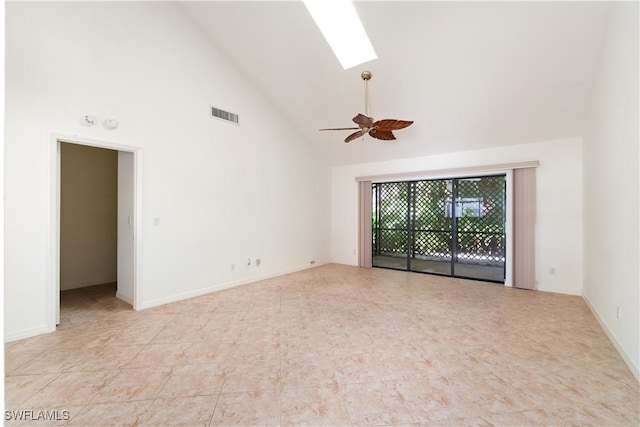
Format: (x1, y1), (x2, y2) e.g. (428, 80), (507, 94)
(181, 1), (611, 166)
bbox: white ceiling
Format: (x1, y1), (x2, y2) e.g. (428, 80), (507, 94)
(181, 1), (611, 166)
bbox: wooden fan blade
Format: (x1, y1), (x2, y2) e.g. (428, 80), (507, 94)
(345, 129), (368, 143)
(373, 119), (414, 131)
(369, 129), (396, 141)
(319, 127), (359, 131)
(352, 114), (374, 128)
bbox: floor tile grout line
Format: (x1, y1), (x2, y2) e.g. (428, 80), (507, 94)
(208, 379), (226, 427)
(84, 367), (126, 406)
(10, 371), (65, 408)
(132, 366), (179, 425)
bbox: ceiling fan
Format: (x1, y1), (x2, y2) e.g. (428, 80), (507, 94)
(320, 71), (414, 143)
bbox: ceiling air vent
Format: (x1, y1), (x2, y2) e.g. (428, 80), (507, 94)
(210, 106), (239, 125)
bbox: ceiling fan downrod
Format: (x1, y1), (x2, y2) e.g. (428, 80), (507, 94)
(318, 70), (413, 143)
(362, 70), (372, 117)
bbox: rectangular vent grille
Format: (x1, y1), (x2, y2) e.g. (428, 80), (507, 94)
(210, 106), (239, 125)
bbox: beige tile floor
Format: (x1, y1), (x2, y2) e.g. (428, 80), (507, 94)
(5, 264), (639, 426)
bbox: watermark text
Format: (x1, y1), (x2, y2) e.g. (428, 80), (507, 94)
(5, 410), (70, 422)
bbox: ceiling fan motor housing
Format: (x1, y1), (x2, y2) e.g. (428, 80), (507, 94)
(319, 70), (413, 143)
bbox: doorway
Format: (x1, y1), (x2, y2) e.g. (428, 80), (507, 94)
(60, 143), (118, 296)
(372, 175), (506, 282)
(51, 135), (141, 328)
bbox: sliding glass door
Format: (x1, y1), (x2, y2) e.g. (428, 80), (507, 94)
(372, 175), (506, 282)
(410, 179), (453, 275)
(371, 181), (411, 268)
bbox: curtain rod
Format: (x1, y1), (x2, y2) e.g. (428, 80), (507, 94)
(355, 161), (539, 182)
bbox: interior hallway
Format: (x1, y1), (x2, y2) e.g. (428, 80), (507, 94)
(5, 264), (639, 426)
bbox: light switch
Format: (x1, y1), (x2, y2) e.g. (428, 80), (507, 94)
(153, 217), (160, 226)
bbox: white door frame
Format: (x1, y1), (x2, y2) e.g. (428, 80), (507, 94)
(48, 133), (143, 329)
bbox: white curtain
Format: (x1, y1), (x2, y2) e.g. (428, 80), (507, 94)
(513, 167), (536, 289)
(358, 181), (372, 268)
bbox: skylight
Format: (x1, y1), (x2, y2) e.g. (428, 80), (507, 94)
(303, 0), (377, 70)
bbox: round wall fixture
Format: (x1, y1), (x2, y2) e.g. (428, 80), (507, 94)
(103, 118), (119, 130)
(79, 115), (97, 127)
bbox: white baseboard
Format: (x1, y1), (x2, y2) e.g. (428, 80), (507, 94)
(5, 324), (53, 343)
(583, 295), (639, 382)
(61, 278), (117, 291)
(115, 292), (133, 306)
(138, 262), (327, 310)
(4, 263), (326, 343)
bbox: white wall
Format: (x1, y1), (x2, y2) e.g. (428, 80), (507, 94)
(582, 2), (639, 378)
(5, 2), (330, 340)
(0, 0), (6, 412)
(331, 137), (584, 296)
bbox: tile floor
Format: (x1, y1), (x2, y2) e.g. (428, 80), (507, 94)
(5, 264), (639, 426)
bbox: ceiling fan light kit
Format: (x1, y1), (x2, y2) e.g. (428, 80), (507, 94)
(320, 71), (413, 143)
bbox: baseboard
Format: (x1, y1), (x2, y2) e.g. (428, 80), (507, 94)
(4, 263), (327, 343)
(61, 278), (117, 291)
(138, 262), (327, 310)
(115, 292), (133, 306)
(583, 295), (639, 381)
(5, 324), (53, 343)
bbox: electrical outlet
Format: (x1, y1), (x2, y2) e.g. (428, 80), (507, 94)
(616, 306), (621, 320)
(231, 264), (235, 271)
(310, 260), (316, 265)
(549, 267), (556, 275)
(256, 258), (261, 266)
